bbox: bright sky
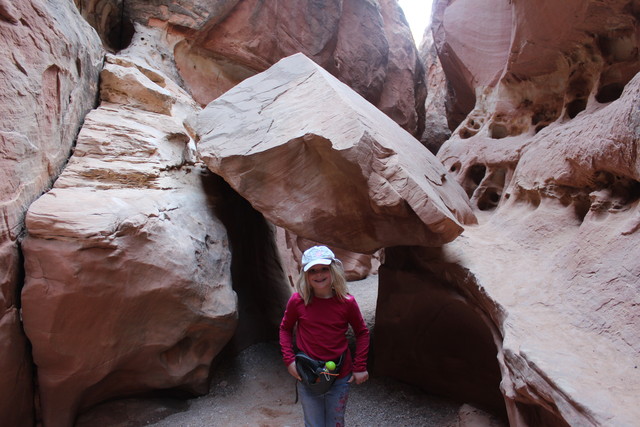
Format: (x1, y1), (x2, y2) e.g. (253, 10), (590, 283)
(397, 0), (433, 45)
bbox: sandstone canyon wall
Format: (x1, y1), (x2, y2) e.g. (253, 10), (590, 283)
(0, 0), (103, 425)
(376, 0), (639, 426)
(2, 0), (639, 426)
(21, 52), (241, 427)
(2, 1), (430, 426)
(77, 0), (427, 138)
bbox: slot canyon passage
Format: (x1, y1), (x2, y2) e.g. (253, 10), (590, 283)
(2, 1), (640, 427)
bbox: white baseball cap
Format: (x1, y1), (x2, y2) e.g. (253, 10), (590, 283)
(302, 246), (337, 272)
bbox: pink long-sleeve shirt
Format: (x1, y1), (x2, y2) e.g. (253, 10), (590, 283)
(279, 292), (370, 378)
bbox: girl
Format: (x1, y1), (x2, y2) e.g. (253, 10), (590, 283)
(279, 245), (370, 427)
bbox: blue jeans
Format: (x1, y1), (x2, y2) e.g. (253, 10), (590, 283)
(298, 374), (351, 427)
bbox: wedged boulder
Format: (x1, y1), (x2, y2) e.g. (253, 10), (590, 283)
(21, 57), (237, 427)
(196, 53), (475, 255)
(0, 0), (103, 424)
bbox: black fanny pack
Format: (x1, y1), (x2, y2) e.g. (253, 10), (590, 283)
(295, 351), (345, 395)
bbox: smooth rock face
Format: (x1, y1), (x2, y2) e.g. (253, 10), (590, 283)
(377, 0), (428, 142)
(0, 0), (103, 424)
(21, 57), (238, 427)
(196, 53), (475, 255)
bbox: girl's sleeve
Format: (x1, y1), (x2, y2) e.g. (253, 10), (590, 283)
(279, 294), (299, 366)
(348, 297), (370, 372)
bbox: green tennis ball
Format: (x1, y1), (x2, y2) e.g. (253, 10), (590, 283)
(325, 361), (336, 371)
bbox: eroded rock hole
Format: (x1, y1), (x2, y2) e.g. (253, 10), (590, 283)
(598, 32), (637, 63)
(573, 195), (592, 222)
(621, 178), (640, 203)
(566, 98), (587, 119)
(469, 164), (487, 186)
(475, 168), (507, 211)
(459, 128), (474, 139)
(515, 189), (541, 209)
(596, 82), (625, 103)
(565, 73), (592, 119)
(477, 189), (501, 211)
(105, 13), (134, 51)
(534, 123), (547, 133)
(462, 164), (487, 200)
(531, 103), (561, 133)
(592, 171), (640, 209)
(459, 117), (483, 139)
(449, 161), (461, 174)
(489, 123), (508, 139)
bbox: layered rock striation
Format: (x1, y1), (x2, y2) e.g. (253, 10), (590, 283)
(21, 56), (238, 427)
(0, 0), (103, 424)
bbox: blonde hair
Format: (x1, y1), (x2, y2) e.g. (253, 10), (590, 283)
(296, 261), (349, 305)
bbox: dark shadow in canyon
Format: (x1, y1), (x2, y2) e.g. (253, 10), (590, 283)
(373, 246), (509, 422)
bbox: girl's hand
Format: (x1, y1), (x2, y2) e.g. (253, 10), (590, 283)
(349, 370), (369, 384)
(287, 362), (302, 381)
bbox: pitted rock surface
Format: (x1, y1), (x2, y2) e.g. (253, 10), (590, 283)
(398, 1), (640, 425)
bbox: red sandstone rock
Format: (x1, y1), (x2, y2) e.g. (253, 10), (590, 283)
(196, 53), (475, 255)
(120, 0), (427, 137)
(9, 1), (638, 426)
(21, 57), (238, 427)
(374, 247), (505, 414)
(419, 27), (451, 154)
(377, 0), (427, 137)
(433, 0), (640, 140)
(0, 0), (103, 424)
(383, 0), (640, 425)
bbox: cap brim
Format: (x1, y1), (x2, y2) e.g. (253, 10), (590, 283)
(303, 258), (332, 272)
